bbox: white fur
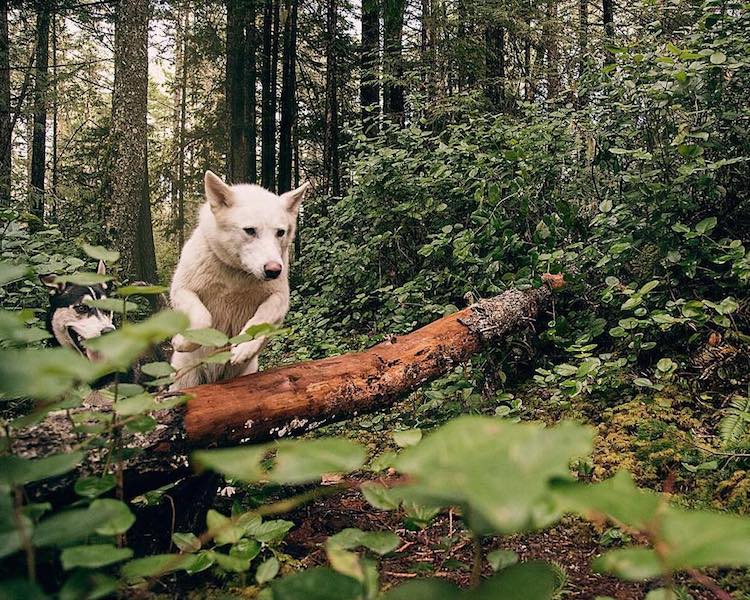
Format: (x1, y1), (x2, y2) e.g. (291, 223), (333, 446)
(169, 171), (309, 389)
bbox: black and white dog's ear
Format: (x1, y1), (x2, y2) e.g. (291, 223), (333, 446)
(205, 170), (233, 212)
(281, 182), (311, 215)
(39, 274), (65, 293)
(97, 260), (106, 275)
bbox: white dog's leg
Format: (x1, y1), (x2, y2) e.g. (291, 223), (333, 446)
(230, 293), (288, 367)
(170, 349), (205, 390)
(171, 288), (212, 352)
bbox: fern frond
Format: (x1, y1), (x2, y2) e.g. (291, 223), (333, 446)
(719, 394), (750, 448)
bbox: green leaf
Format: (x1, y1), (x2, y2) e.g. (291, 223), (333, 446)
(487, 549), (519, 571)
(54, 272), (112, 286)
(85, 310), (189, 370)
(84, 298), (138, 313)
(172, 532), (202, 553)
(382, 579), (459, 600)
(0, 262), (29, 286)
(206, 509), (244, 545)
(271, 567), (363, 600)
(195, 438), (366, 484)
(229, 323), (281, 344)
(0, 579), (47, 600)
(181, 327), (229, 347)
(695, 217), (717, 234)
(74, 475), (116, 498)
(211, 550), (251, 572)
(59, 571), (117, 600)
(256, 556), (280, 584)
(121, 553), (195, 580)
(0, 451), (84, 486)
(61, 543), (133, 570)
(393, 429), (422, 447)
(270, 439), (366, 483)
(141, 361), (174, 377)
(33, 499), (135, 547)
(361, 482), (400, 510)
(393, 417), (594, 534)
(709, 51), (727, 64)
(81, 244), (120, 263)
(593, 548), (662, 581)
(245, 518), (294, 544)
(472, 560), (565, 599)
(359, 531), (400, 555)
(230, 537), (261, 560)
(116, 284), (169, 296)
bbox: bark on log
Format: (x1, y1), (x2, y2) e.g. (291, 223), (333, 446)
(14, 277), (562, 502)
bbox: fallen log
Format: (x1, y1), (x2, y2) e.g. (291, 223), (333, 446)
(14, 275), (563, 502)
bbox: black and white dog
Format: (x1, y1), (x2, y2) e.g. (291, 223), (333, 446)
(40, 260), (115, 361)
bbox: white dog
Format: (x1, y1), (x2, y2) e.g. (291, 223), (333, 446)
(169, 171), (309, 389)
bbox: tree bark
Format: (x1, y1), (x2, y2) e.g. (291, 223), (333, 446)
(360, 0), (379, 137)
(108, 0), (155, 281)
(578, 0), (588, 78)
(485, 23), (505, 106)
(0, 0), (10, 205)
(244, 0), (257, 183)
(177, 9), (188, 248)
(260, 0), (276, 191)
(383, 0), (406, 125)
(603, 0), (615, 65)
(227, 0), (248, 183)
(15, 278), (563, 502)
(30, 1), (50, 224)
(323, 0), (340, 196)
(277, 0), (297, 193)
(545, 0), (559, 98)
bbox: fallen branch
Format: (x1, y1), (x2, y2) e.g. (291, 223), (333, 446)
(14, 275), (563, 501)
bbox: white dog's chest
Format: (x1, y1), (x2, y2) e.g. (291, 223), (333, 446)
(200, 286), (264, 337)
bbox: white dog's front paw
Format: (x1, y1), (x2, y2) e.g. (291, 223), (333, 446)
(172, 334), (200, 353)
(230, 340), (262, 365)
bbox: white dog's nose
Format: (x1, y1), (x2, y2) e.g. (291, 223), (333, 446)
(264, 261), (283, 280)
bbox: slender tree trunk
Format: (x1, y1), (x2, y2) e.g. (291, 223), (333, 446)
(603, 0), (615, 65)
(323, 0), (339, 196)
(30, 2), (50, 224)
(51, 9), (58, 221)
(0, 0), (11, 205)
(277, 0), (297, 193)
(227, 0), (248, 183)
(545, 0), (559, 97)
(244, 0), (257, 183)
(578, 0), (588, 78)
(177, 10), (188, 248)
(109, 0), (156, 281)
(383, 0), (406, 125)
(360, 0), (379, 137)
(261, 0), (276, 190)
(485, 24), (505, 106)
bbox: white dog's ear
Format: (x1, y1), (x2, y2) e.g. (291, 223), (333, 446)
(281, 182), (311, 214)
(205, 170), (233, 211)
(97, 260), (106, 275)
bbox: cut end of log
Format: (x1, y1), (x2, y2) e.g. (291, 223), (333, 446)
(542, 272), (565, 290)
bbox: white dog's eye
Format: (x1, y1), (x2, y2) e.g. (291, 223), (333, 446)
(276, 229), (286, 238)
(243, 227), (257, 236)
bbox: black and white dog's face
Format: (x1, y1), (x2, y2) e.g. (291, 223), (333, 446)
(40, 260), (115, 361)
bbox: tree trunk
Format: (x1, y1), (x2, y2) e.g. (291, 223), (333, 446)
(323, 0), (340, 196)
(177, 10), (189, 249)
(260, 0), (276, 191)
(383, 0), (406, 125)
(51, 9), (58, 221)
(360, 0), (379, 137)
(545, 0), (559, 98)
(30, 2), (50, 224)
(485, 24), (505, 106)
(15, 278), (563, 502)
(578, 0), (588, 79)
(0, 0), (11, 205)
(603, 0), (615, 65)
(227, 0), (248, 183)
(277, 0), (297, 193)
(108, 0), (155, 281)
(244, 0), (257, 183)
